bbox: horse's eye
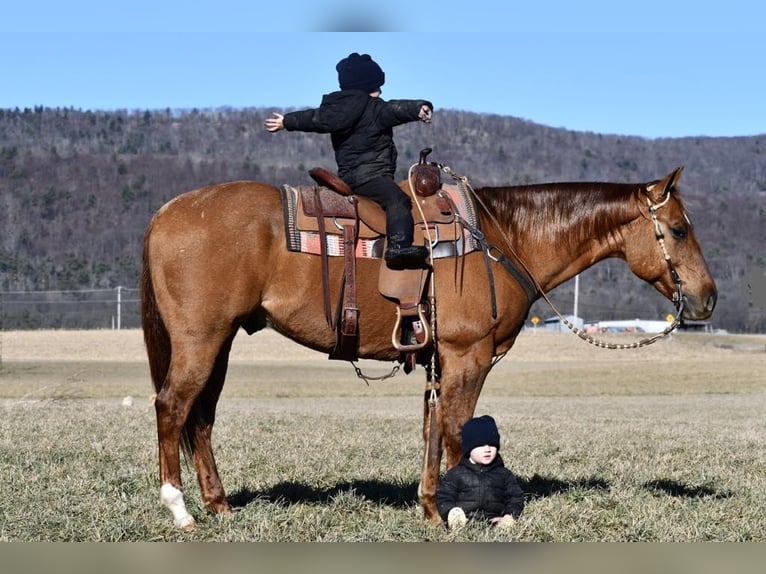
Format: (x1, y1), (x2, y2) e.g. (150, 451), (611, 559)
(670, 227), (687, 241)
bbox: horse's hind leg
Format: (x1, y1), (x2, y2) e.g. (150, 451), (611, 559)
(155, 334), (231, 529)
(186, 334), (235, 515)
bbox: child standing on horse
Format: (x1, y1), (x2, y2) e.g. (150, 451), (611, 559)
(264, 52), (434, 270)
(436, 415), (525, 530)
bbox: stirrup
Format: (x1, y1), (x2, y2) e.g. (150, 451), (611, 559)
(392, 304), (431, 352)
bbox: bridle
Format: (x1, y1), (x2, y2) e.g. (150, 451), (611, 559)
(646, 192), (686, 315)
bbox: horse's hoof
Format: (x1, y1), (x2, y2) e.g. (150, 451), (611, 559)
(176, 515), (196, 530)
(207, 500), (233, 515)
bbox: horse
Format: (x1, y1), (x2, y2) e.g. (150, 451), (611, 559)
(140, 166), (717, 529)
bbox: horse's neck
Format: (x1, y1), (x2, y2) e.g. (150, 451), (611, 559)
(481, 187), (635, 293)
(538, 223), (631, 293)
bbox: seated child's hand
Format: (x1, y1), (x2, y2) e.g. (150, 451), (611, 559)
(447, 507), (467, 530)
(492, 514), (517, 530)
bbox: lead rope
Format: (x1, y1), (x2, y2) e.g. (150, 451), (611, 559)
(439, 164), (686, 350)
(406, 163), (441, 408)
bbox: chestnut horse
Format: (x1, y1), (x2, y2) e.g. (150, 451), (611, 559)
(141, 166), (717, 529)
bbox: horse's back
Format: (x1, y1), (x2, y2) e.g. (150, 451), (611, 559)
(151, 180), (282, 232)
(147, 180), (284, 260)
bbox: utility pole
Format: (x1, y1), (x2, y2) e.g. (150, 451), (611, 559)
(116, 285), (122, 330)
(573, 274), (579, 319)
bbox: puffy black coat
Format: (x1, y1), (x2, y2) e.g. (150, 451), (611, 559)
(436, 454), (525, 523)
(281, 90), (433, 188)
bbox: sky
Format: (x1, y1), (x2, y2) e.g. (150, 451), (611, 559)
(2, 1), (764, 139)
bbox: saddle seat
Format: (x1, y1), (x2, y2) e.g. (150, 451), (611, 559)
(300, 166), (466, 248)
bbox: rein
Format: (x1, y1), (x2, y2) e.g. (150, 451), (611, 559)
(439, 165), (687, 350)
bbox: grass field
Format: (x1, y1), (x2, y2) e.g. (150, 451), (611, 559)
(1, 328), (764, 541)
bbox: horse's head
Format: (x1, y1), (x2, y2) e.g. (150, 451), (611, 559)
(625, 167), (717, 321)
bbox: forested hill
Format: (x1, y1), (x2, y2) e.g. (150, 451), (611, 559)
(1, 106), (764, 332)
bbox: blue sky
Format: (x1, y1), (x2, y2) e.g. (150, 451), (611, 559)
(1, 1), (764, 138)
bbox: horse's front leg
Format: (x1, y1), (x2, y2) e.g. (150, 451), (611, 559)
(418, 344), (493, 523)
(418, 387), (444, 523)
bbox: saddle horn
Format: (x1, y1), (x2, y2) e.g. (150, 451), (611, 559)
(413, 148), (441, 197)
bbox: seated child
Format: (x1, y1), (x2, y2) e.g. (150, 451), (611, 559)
(436, 415), (525, 529)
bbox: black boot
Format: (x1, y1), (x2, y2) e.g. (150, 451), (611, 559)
(384, 234), (429, 270)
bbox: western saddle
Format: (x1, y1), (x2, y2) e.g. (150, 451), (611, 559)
(285, 149), (477, 370)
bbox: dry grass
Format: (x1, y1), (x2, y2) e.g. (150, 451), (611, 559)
(0, 328), (764, 541)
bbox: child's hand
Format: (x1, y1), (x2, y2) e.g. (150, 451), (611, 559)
(491, 514), (516, 530)
(264, 112), (285, 132)
(447, 507), (467, 530)
(419, 105), (432, 123)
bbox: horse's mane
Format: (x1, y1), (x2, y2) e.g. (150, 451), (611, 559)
(474, 181), (646, 249)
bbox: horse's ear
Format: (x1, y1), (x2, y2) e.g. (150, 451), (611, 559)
(646, 166), (684, 202)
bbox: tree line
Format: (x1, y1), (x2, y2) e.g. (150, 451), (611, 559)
(0, 106), (763, 331)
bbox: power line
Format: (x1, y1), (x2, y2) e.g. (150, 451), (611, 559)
(0, 288), (139, 295)
(0, 299), (140, 305)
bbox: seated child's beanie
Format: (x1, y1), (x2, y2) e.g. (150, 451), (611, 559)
(461, 415), (501, 457)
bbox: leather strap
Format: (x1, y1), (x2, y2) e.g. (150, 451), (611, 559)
(330, 223), (360, 360)
(315, 186), (333, 328)
(341, 223), (357, 336)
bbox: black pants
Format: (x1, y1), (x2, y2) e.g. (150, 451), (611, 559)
(354, 176), (415, 245)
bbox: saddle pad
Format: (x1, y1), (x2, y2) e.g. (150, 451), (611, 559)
(281, 184), (383, 255)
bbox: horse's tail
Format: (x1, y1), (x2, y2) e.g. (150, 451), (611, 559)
(141, 225), (195, 463)
(140, 229), (171, 396)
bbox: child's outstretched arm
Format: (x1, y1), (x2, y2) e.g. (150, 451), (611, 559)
(380, 99), (433, 128)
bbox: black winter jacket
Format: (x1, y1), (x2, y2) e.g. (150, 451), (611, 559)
(282, 90), (433, 188)
(435, 454), (525, 523)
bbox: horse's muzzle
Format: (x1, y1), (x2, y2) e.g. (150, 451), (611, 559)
(683, 290), (717, 321)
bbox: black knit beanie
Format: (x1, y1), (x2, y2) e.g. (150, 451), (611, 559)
(461, 415), (501, 457)
(336, 52), (385, 93)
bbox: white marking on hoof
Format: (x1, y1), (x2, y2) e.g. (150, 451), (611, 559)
(160, 483), (195, 529)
